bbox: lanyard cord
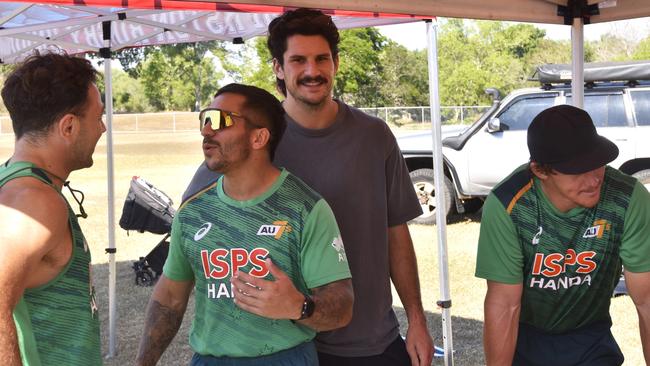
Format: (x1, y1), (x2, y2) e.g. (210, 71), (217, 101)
(2, 162), (88, 219)
(32, 167), (88, 219)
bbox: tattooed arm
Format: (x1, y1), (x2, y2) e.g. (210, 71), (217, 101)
(135, 275), (193, 366)
(295, 278), (353, 331)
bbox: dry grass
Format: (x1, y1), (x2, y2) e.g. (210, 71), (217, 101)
(0, 131), (643, 365)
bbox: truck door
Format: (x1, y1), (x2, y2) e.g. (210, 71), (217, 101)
(464, 94), (557, 195)
(566, 91), (633, 170)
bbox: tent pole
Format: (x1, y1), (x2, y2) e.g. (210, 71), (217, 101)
(571, 17), (584, 108)
(426, 19), (454, 366)
(101, 20), (117, 359)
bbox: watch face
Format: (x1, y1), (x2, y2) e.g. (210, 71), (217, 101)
(305, 296), (315, 317)
(300, 295), (315, 320)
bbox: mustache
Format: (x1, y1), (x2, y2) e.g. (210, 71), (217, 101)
(298, 76), (328, 85)
(203, 138), (220, 147)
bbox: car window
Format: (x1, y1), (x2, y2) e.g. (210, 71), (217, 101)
(497, 95), (556, 131)
(566, 93), (627, 127)
(631, 90), (650, 126)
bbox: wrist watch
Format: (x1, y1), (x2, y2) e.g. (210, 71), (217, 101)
(298, 294), (315, 320)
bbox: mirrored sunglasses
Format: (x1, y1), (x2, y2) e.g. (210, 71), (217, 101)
(199, 108), (244, 132)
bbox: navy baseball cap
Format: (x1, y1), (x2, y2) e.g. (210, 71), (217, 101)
(527, 105), (619, 174)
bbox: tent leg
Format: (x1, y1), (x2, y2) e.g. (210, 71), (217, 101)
(104, 58), (117, 359)
(426, 19), (454, 366)
(571, 17), (585, 108)
(101, 20), (117, 359)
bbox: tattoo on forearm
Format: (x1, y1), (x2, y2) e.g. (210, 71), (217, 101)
(136, 300), (185, 366)
(300, 279), (353, 331)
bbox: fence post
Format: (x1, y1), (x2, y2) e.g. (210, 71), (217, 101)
(421, 107), (425, 124)
(384, 107), (388, 123)
(173, 112), (176, 132)
(135, 114), (139, 132)
(461, 107), (464, 124)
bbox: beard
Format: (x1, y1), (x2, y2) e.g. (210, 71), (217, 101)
(70, 138), (95, 170)
(203, 137), (251, 173)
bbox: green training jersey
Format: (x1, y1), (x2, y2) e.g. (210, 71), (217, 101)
(476, 164), (650, 333)
(164, 169), (351, 357)
(1, 161), (102, 366)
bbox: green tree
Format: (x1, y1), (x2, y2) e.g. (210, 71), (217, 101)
(437, 19), (524, 106)
(110, 42), (223, 110)
(379, 41), (429, 106)
(214, 37), (278, 97)
(590, 34), (635, 62)
(111, 69), (152, 113)
(632, 37), (650, 60)
(216, 30), (390, 107)
(335, 28), (388, 106)
(135, 44), (222, 111)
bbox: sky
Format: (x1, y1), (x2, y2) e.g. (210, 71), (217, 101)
(376, 16), (650, 50)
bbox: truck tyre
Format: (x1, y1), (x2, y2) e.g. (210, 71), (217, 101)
(633, 169), (650, 192)
(409, 168), (454, 225)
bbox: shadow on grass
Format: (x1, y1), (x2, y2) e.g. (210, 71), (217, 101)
(93, 260), (194, 366)
(92, 261), (485, 366)
(394, 306), (484, 366)
(448, 210), (482, 225)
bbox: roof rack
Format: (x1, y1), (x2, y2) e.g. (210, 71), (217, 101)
(529, 60), (650, 85)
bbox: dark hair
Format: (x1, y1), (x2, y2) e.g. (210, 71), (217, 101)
(1, 52), (98, 140)
(215, 83), (286, 161)
(267, 8), (340, 96)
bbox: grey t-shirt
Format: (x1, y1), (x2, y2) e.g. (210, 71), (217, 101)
(183, 100), (421, 357)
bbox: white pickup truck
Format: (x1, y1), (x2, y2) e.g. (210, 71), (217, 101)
(398, 61), (650, 224)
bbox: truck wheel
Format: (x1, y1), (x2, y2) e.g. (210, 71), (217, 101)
(409, 168), (454, 225)
(633, 169), (650, 192)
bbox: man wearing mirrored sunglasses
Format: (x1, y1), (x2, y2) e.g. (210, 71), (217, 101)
(0, 52), (105, 366)
(137, 83), (353, 366)
(476, 105), (650, 365)
(183, 9), (433, 366)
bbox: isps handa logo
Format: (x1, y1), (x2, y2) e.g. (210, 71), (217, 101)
(583, 219), (611, 238)
(257, 221), (292, 239)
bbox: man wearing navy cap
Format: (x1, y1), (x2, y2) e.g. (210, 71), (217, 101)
(476, 104), (650, 365)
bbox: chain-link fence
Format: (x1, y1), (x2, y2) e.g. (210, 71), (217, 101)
(359, 106), (490, 127)
(0, 106), (490, 134)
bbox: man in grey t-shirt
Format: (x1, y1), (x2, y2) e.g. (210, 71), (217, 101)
(184, 8), (433, 366)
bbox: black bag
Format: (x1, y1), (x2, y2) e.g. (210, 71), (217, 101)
(119, 176), (175, 234)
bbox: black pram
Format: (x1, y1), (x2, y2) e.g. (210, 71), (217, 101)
(119, 176), (176, 286)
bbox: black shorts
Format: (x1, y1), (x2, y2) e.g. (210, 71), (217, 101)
(318, 335), (410, 366)
(513, 321), (624, 366)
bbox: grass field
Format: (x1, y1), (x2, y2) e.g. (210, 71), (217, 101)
(0, 131), (644, 365)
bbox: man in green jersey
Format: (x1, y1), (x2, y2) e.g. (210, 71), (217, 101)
(476, 104), (650, 365)
(0, 53), (105, 366)
(136, 83), (353, 366)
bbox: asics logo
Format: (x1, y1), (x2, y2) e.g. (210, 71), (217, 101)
(194, 222), (212, 241)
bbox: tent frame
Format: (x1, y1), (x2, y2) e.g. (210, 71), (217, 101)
(2, 1), (644, 365)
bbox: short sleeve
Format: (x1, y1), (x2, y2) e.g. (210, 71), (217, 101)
(475, 194), (524, 284)
(300, 199), (351, 289)
(620, 182), (650, 272)
(162, 215), (194, 281)
(385, 133), (422, 226)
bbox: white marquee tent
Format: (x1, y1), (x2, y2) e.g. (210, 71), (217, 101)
(1, 1), (649, 365)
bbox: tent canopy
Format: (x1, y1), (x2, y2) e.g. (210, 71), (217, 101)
(3, 0), (650, 25)
(0, 1), (425, 64)
(2, 0), (650, 64)
(194, 0), (650, 24)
